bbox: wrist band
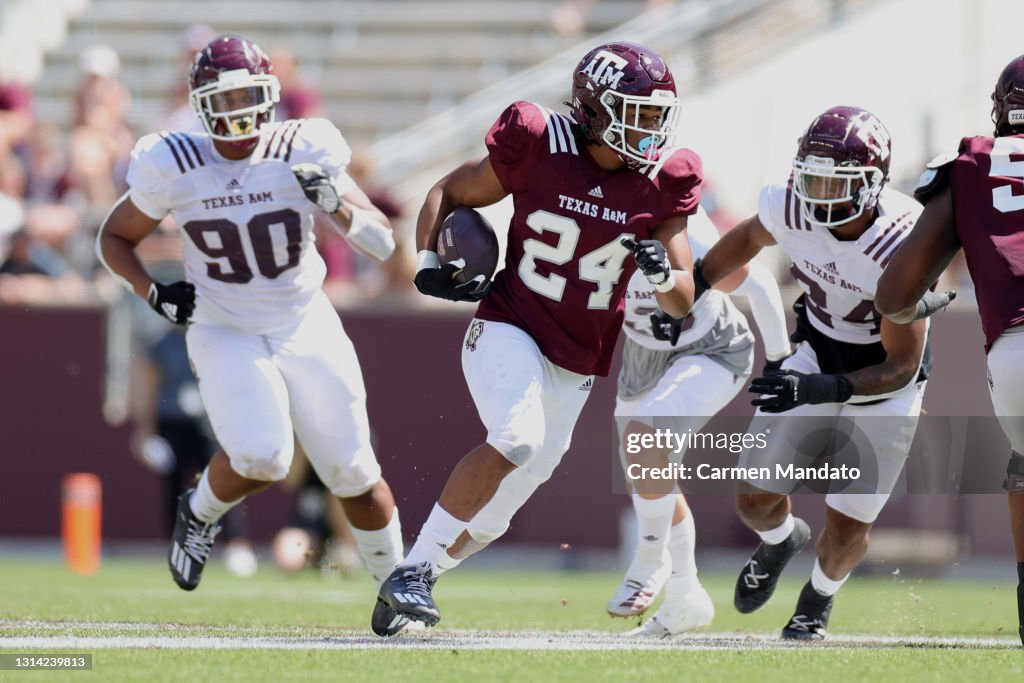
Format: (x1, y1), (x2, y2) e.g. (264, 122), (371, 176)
(417, 250), (440, 271)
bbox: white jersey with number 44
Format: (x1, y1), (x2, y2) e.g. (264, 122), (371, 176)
(758, 178), (922, 344)
(126, 118), (355, 333)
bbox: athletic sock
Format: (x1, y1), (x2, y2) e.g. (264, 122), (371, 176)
(403, 503), (467, 576)
(189, 468), (239, 524)
(667, 507), (698, 580)
(756, 513), (795, 546)
(350, 507), (404, 587)
(632, 494), (676, 566)
(810, 557), (849, 597)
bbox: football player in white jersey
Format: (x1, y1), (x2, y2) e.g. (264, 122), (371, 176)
(696, 107), (930, 640)
(96, 35), (406, 602)
(608, 206), (790, 635)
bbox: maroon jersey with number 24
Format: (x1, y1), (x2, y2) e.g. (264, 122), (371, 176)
(475, 101), (702, 376)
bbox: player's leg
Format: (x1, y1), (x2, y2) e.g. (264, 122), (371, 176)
(452, 357), (593, 562)
(734, 343), (829, 614)
(618, 354), (744, 630)
(278, 294), (403, 587)
(790, 379), (925, 641)
(986, 327), (1024, 644)
(171, 322), (296, 590)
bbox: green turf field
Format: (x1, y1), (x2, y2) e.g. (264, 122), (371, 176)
(0, 558), (1020, 682)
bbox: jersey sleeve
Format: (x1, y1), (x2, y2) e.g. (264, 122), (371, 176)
(756, 181), (788, 242)
(292, 118), (356, 196)
(485, 101), (546, 194)
(126, 134), (173, 220)
(659, 148), (703, 218)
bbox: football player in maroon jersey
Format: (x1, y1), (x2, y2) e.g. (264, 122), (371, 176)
(372, 42), (703, 635)
(876, 53), (1024, 644)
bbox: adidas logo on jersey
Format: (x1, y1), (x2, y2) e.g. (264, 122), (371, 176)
(823, 261), (839, 275)
(579, 377), (593, 392)
(225, 178), (241, 190)
(588, 186), (604, 199)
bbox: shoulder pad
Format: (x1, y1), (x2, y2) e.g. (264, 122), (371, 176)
(914, 150), (958, 206)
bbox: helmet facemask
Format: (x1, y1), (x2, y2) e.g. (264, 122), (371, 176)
(793, 155), (884, 228)
(597, 88), (680, 169)
(190, 68), (280, 143)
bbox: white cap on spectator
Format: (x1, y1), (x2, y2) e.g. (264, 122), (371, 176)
(79, 45), (120, 78)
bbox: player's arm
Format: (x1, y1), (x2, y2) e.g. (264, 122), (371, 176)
(638, 214), (695, 318)
(750, 316), (926, 412)
(721, 259), (791, 364)
(291, 164), (395, 261)
(413, 156), (509, 302)
(842, 317), (927, 397)
(699, 213), (777, 294)
(875, 186), (961, 323)
(96, 196), (195, 325)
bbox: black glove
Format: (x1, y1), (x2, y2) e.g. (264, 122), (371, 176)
(147, 281), (195, 325)
(649, 310), (684, 345)
(414, 261), (491, 302)
(292, 163), (342, 214)
(621, 237), (672, 287)
(692, 258), (711, 302)
(911, 289), (956, 320)
(749, 370), (854, 413)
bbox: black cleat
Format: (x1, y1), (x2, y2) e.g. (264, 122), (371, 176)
(168, 488), (221, 591)
(371, 597), (425, 637)
(734, 517), (810, 613)
(372, 562), (440, 634)
(781, 581), (834, 641)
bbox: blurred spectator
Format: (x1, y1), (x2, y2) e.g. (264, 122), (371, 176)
(23, 122), (72, 203)
(68, 45), (134, 209)
(268, 45), (324, 120)
(0, 68), (34, 157)
(0, 204), (88, 305)
(550, 0), (676, 37)
(129, 256), (257, 578)
(161, 24), (217, 132)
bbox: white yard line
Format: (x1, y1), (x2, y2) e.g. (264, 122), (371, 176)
(0, 621), (1017, 651)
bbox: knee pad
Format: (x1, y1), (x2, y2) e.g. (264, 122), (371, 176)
(224, 432), (293, 482)
(492, 436), (544, 468)
(1005, 451), (1024, 493)
(468, 467), (547, 543)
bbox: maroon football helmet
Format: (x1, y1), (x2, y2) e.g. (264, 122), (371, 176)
(567, 41), (680, 169)
(792, 106), (892, 228)
(992, 54), (1024, 137)
(188, 35), (280, 146)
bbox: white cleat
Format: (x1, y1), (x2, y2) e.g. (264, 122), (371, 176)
(628, 576), (714, 637)
(606, 552), (672, 618)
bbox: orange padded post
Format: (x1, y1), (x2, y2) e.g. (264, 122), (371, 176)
(62, 473), (101, 575)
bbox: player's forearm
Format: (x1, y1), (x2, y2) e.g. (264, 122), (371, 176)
(95, 230), (154, 299)
(840, 359), (918, 398)
(328, 203), (395, 261)
(416, 181), (452, 253)
(653, 269), (695, 319)
(702, 229), (762, 287)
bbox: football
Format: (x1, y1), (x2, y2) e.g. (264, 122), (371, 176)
(436, 206), (499, 286)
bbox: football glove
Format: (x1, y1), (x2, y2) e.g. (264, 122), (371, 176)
(650, 310), (684, 346)
(147, 281), (195, 326)
(912, 289), (956, 320)
(749, 370), (854, 413)
(414, 259), (491, 302)
(621, 237), (673, 288)
(292, 163), (342, 214)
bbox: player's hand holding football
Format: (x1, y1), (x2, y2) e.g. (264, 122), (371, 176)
(147, 281), (195, 325)
(649, 310), (684, 346)
(749, 369), (853, 413)
(292, 163), (342, 214)
(622, 237), (674, 292)
(414, 256), (491, 302)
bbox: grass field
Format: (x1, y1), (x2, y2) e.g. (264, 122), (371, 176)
(1, 557), (1021, 682)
